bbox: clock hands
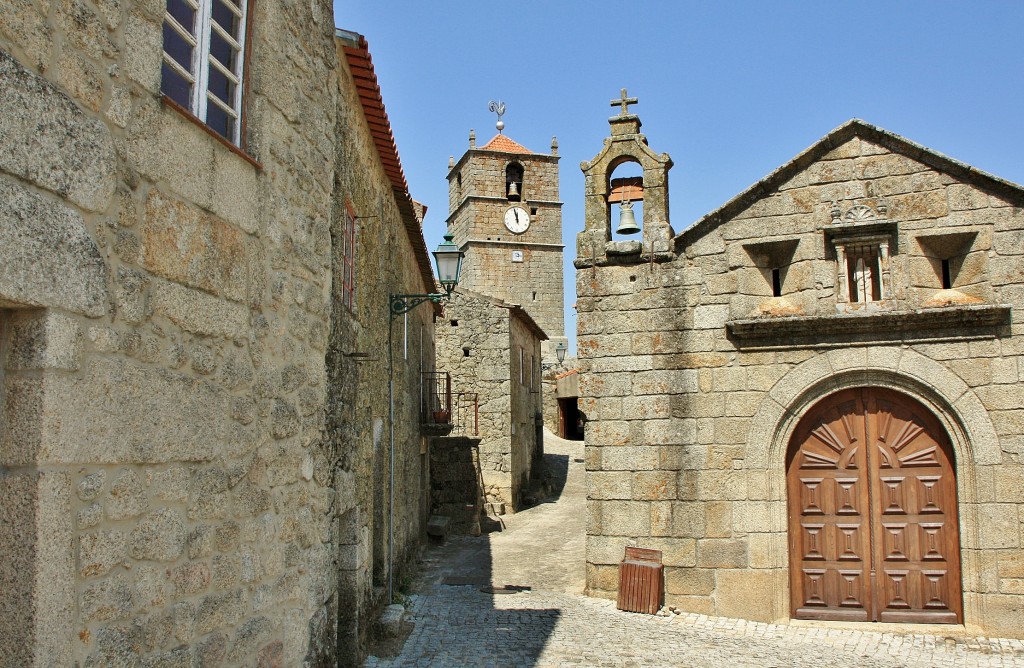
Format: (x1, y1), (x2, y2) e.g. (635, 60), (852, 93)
(514, 209), (519, 223)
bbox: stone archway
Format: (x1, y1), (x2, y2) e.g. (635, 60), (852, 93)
(786, 387), (962, 623)
(743, 347), (1000, 625)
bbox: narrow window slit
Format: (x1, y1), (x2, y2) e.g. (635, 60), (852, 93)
(771, 268), (782, 297)
(941, 259), (952, 290)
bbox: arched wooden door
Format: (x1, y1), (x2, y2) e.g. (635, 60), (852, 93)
(787, 388), (962, 624)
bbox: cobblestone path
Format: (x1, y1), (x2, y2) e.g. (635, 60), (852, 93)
(366, 432), (1024, 668)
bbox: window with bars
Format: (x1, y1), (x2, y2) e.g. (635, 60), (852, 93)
(341, 203), (357, 311)
(161, 0), (248, 145)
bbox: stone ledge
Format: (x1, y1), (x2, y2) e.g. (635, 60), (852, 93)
(727, 304), (1011, 347)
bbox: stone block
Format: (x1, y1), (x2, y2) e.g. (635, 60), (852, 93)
(81, 574), (133, 623)
(79, 529), (127, 578)
(142, 190), (255, 304)
(106, 469), (148, 520)
(599, 500), (651, 536)
(196, 589), (245, 636)
(650, 501), (672, 536)
(642, 418), (697, 446)
(7, 357), (229, 465)
(585, 535), (632, 566)
(130, 508), (187, 562)
(646, 537), (696, 568)
(979, 504), (1020, 549)
(697, 538), (748, 568)
(692, 304), (730, 330)
(0, 178), (108, 316)
(976, 594), (1024, 639)
(600, 445), (658, 471)
(632, 471), (676, 500)
(0, 1), (52, 71)
(3, 310), (82, 371)
(715, 569), (779, 621)
(0, 50), (116, 212)
(587, 471), (631, 500)
(664, 567), (715, 596)
(151, 280), (250, 340)
(704, 501), (732, 538)
(733, 500), (777, 534)
(670, 501), (706, 537)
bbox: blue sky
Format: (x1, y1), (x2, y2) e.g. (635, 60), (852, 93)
(332, 2), (1024, 351)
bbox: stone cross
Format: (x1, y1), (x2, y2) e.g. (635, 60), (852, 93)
(611, 88), (638, 115)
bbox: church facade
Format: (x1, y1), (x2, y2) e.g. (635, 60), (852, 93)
(577, 99), (1024, 637)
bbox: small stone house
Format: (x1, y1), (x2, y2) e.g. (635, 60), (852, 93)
(0, 3), (437, 665)
(436, 288), (547, 514)
(577, 102), (1024, 638)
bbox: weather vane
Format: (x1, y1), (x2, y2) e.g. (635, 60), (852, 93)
(488, 100), (506, 133)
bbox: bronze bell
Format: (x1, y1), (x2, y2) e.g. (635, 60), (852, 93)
(507, 181), (520, 198)
(616, 200), (641, 235)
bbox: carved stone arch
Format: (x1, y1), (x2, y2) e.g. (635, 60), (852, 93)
(743, 347), (997, 625)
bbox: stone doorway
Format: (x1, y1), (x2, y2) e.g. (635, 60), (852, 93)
(557, 397), (583, 441)
(786, 387), (963, 624)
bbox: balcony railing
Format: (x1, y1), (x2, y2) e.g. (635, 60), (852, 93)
(422, 371), (478, 436)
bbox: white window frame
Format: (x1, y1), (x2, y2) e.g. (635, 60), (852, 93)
(162, 0), (248, 146)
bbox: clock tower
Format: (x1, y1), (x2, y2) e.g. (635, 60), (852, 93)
(446, 123), (566, 360)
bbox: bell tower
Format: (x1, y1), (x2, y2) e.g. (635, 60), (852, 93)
(446, 109), (566, 360)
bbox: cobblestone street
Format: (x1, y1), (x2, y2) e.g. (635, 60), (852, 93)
(366, 432), (1024, 668)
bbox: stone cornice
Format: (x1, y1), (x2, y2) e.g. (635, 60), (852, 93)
(462, 239), (564, 250)
(726, 304), (1011, 349)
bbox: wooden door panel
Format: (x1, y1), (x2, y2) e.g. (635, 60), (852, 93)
(788, 388), (962, 625)
(789, 390), (871, 619)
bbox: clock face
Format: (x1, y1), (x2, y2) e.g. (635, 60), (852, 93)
(504, 206), (530, 234)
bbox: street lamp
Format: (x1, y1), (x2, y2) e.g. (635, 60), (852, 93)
(542, 340), (569, 371)
(386, 233), (464, 604)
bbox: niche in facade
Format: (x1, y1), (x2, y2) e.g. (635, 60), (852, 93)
(505, 162), (524, 201)
(742, 238), (802, 316)
(915, 230), (986, 306)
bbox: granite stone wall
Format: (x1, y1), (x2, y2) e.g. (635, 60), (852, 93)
(436, 290), (544, 513)
(577, 120), (1024, 638)
(330, 36), (438, 664)
(0, 3), (433, 665)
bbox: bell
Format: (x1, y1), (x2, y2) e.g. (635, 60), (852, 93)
(507, 181), (520, 198)
(616, 201), (641, 235)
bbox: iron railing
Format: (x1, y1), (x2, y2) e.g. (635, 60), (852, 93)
(451, 392), (479, 436)
(421, 371), (478, 435)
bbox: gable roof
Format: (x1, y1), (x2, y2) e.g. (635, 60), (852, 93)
(677, 119), (1024, 249)
(480, 134), (534, 154)
(336, 29), (437, 295)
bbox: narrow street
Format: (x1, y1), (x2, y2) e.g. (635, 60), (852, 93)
(366, 432), (1024, 668)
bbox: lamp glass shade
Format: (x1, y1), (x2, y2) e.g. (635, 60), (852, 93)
(433, 233), (464, 289)
(555, 342), (567, 363)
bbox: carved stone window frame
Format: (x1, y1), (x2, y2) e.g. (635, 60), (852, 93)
(823, 203), (898, 312)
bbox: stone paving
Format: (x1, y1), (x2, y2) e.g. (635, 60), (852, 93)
(365, 432), (1024, 668)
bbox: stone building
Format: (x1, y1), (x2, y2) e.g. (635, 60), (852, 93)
(0, 3), (437, 665)
(446, 128), (567, 362)
(436, 288), (546, 513)
(577, 95), (1024, 638)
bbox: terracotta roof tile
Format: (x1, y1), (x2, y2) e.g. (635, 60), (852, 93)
(337, 31), (436, 296)
(480, 134), (534, 154)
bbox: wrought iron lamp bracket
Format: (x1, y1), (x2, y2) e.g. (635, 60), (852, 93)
(389, 288), (454, 317)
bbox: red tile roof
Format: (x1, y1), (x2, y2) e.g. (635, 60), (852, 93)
(338, 31), (436, 295)
(480, 134), (534, 154)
